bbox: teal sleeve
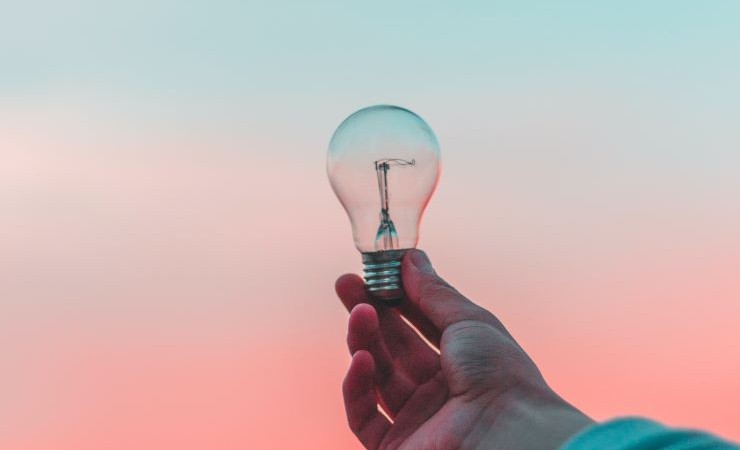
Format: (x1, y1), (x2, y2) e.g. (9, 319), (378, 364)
(560, 417), (739, 450)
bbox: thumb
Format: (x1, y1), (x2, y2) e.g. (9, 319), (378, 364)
(402, 249), (492, 332)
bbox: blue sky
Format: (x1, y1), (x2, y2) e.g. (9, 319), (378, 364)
(4, 1), (739, 101)
(3, 1), (739, 193)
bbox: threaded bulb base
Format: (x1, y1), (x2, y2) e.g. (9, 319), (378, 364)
(362, 249), (407, 306)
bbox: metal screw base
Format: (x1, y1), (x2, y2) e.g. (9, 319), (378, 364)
(361, 249), (408, 306)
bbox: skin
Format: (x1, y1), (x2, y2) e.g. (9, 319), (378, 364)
(336, 249), (594, 450)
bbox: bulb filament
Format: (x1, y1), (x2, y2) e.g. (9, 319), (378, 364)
(374, 158), (415, 251)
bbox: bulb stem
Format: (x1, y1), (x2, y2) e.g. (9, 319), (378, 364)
(361, 249), (407, 306)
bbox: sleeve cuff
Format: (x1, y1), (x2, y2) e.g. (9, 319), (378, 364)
(559, 416), (738, 450)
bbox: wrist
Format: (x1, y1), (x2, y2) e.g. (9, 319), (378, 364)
(474, 386), (594, 450)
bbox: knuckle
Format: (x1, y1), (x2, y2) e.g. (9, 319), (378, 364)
(418, 276), (456, 300)
(474, 307), (497, 324)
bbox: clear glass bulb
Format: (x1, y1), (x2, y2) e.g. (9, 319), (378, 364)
(327, 105), (441, 304)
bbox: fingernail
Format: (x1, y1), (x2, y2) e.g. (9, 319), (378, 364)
(409, 249), (435, 274)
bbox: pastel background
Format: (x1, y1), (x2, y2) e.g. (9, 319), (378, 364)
(2, 1), (739, 449)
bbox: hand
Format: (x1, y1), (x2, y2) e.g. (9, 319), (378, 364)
(336, 249), (594, 450)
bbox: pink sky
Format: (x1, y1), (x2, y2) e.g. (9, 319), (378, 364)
(2, 92), (739, 449)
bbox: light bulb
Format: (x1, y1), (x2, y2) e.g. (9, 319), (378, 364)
(327, 105), (441, 305)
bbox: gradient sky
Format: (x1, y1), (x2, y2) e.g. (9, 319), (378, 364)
(2, 1), (739, 449)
